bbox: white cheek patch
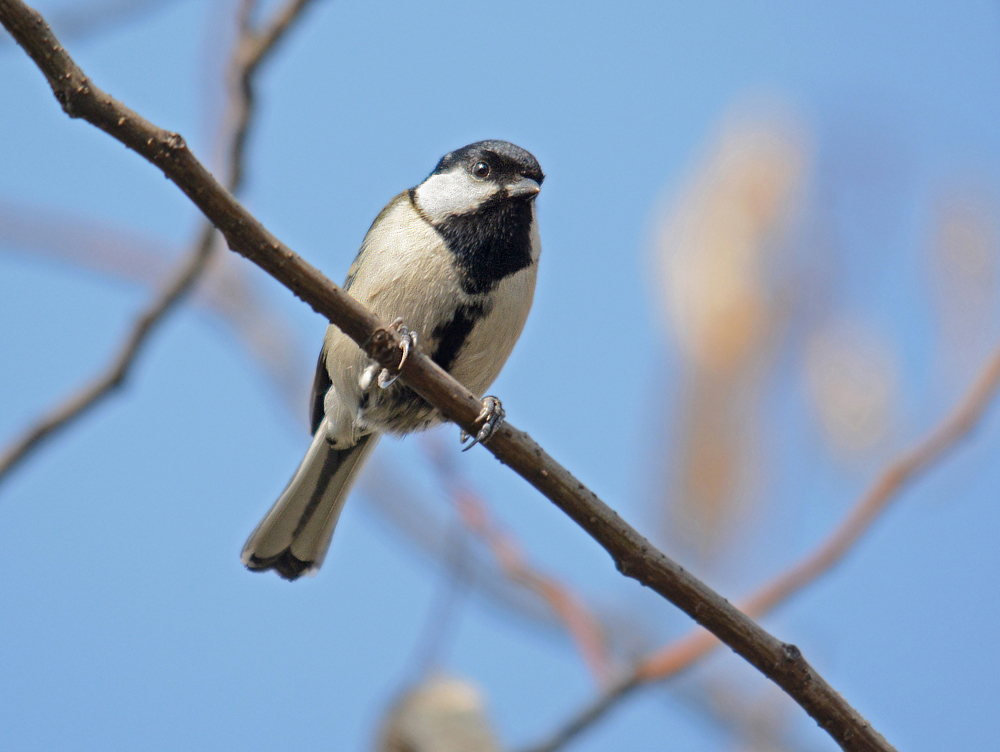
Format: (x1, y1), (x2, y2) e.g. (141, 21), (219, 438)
(415, 169), (499, 224)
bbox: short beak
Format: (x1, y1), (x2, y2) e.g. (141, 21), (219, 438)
(507, 176), (541, 198)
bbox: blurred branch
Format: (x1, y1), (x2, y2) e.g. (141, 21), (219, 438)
(425, 437), (613, 686)
(227, 0), (319, 192)
(0, 199), (174, 281)
(0, 0), (182, 47)
(0, 0), (319, 482)
(524, 338), (1000, 752)
(0, 200), (582, 635)
(360, 455), (565, 633)
(0, 199), (602, 638)
(406, 523), (471, 679)
(655, 118), (805, 555)
(0, 198), (575, 634)
(0, 4), (894, 749)
(0, 200), (311, 416)
(678, 679), (816, 752)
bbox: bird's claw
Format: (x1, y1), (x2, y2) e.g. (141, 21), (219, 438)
(461, 396), (505, 451)
(377, 318), (417, 389)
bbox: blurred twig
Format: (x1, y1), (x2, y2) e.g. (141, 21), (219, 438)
(0, 4), (895, 748)
(655, 117), (806, 555)
(523, 338), (1000, 752)
(677, 678), (816, 752)
(360, 453), (568, 633)
(227, 0), (319, 192)
(0, 0), (182, 46)
(407, 526), (470, 679)
(0, 199), (584, 635)
(0, 0), (319, 483)
(0, 200), (311, 416)
(425, 437), (613, 686)
(0, 199), (575, 633)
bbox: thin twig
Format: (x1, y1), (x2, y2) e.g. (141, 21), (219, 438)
(0, 0), (319, 482)
(0, 4), (894, 749)
(245, 0), (316, 67)
(426, 438), (613, 686)
(407, 521), (471, 679)
(227, 0), (319, 194)
(359, 454), (572, 632)
(0, 199), (311, 419)
(678, 679), (816, 752)
(522, 674), (642, 752)
(523, 340), (1000, 752)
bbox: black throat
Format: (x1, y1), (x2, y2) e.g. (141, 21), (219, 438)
(431, 196), (535, 295)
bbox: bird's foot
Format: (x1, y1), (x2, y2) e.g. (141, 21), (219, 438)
(461, 396), (505, 451)
(377, 318), (418, 389)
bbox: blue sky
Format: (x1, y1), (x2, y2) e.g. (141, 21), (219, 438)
(3, 1), (1000, 750)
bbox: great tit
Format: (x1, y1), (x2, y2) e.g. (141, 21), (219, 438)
(241, 140), (544, 580)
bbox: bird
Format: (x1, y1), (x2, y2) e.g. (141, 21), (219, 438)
(377, 676), (500, 752)
(241, 140), (544, 580)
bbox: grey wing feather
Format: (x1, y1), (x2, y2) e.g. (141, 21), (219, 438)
(309, 346), (332, 435)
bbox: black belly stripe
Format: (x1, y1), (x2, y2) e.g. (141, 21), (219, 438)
(431, 302), (487, 372)
(360, 302), (491, 434)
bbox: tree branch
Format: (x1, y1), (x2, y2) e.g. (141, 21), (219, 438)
(0, 0), (319, 481)
(0, 3), (894, 749)
(523, 339), (1000, 752)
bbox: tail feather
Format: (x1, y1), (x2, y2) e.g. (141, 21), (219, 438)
(242, 425), (380, 580)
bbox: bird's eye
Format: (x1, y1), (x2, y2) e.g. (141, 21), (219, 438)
(472, 161), (491, 178)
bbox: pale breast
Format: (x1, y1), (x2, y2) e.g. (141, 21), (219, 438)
(320, 193), (539, 439)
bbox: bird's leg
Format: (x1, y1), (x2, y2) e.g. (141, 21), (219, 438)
(377, 317), (418, 389)
(461, 396), (506, 451)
